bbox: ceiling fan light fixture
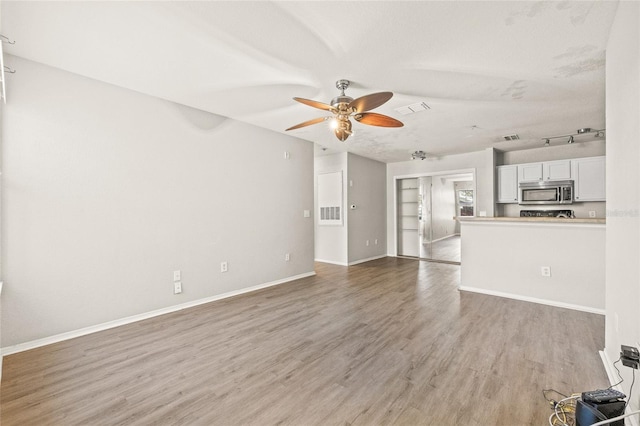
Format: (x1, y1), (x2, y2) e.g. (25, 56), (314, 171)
(286, 79), (403, 142)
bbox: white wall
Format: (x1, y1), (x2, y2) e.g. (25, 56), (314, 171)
(314, 152), (386, 265)
(1, 56), (315, 349)
(386, 148), (493, 255)
(347, 153), (386, 263)
(314, 152), (348, 265)
(460, 221), (605, 313)
(604, 1), (640, 415)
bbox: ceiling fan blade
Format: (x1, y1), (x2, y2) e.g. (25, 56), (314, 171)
(293, 97), (334, 111)
(286, 116), (329, 131)
(349, 92), (393, 113)
(354, 112), (404, 127)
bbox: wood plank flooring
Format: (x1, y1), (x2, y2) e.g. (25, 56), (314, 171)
(1, 257), (608, 425)
(421, 235), (461, 263)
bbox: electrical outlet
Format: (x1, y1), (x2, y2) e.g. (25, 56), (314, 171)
(589, 211), (596, 218)
(621, 344), (640, 369)
(221, 261), (228, 273)
(284, 151), (290, 159)
(303, 210), (310, 218)
(366, 240), (370, 246)
(174, 282), (182, 294)
(375, 239), (378, 245)
(173, 270), (181, 281)
(285, 253), (290, 261)
(541, 266), (551, 277)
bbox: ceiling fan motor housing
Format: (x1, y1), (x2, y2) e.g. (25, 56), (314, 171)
(331, 95), (354, 108)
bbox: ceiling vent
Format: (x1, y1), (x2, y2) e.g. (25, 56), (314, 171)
(503, 134), (520, 141)
(394, 102), (431, 116)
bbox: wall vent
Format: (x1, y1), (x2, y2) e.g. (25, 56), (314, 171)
(320, 206), (340, 221)
(503, 134), (520, 141)
(394, 102), (431, 115)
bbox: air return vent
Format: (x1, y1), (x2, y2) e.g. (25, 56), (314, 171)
(503, 134), (520, 141)
(394, 102), (431, 115)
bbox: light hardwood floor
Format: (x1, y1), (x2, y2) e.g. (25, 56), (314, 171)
(422, 235), (461, 263)
(1, 257), (607, 425)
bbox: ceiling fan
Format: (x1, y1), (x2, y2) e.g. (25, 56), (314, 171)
(286, 79), (404, 141)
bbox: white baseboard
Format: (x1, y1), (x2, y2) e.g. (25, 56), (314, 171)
(458, 286), (605, 315)
(1, 271), (316, 357)
(600, 349), (640, 426)
(315, 259), (348, 266)
(348, 255), (387, 266)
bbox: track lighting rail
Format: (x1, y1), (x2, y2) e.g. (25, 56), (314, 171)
(541, 128), (605, 146)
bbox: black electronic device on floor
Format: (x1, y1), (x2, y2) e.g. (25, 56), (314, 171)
(582, 388), (626, 403)
(576, 391), (626, 426)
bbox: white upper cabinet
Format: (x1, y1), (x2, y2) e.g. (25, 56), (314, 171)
(496, 156), (606, 205)
(543, 160), (572, 181)
(497, 165), (518, 203)
(518, 160), (571, 182)
(518, 163), (543, 182)
(572, 156), (606, 202)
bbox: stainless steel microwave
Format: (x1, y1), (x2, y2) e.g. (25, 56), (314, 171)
(519, 180), (574, 205)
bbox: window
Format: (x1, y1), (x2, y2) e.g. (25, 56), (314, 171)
(457, 189), (474, 217)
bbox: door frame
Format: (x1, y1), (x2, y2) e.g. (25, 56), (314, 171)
(393, 168), (477, 257)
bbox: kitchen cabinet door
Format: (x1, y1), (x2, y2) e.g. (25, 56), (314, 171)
(518, 163), (543, 182)
(543, 160), (571, 180)
(572, 156), (605, 202)
(497, 165), (518, 203)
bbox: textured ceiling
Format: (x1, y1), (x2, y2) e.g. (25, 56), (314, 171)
(1, 1), (618, 163)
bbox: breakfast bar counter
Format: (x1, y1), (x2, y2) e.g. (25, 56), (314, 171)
(457, 216), (605, 224)
(458, 216), (605, 314)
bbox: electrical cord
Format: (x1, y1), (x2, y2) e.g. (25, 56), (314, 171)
(544, 367), (635, 426)
(547, 394), (579, 426)
(609, 357), (624, 388)
(544, 388), (569, 400)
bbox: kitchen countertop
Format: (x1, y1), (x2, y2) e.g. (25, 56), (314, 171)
(457, 216), (605, 224)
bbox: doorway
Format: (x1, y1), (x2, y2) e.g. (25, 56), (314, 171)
(397, 171), (475, 264)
